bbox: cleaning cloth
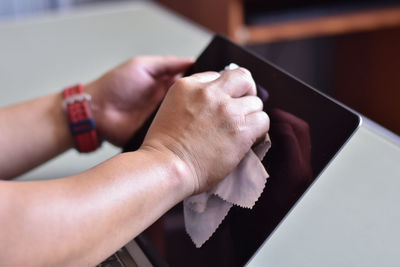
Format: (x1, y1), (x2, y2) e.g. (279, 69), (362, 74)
(183, 63), (271, 247)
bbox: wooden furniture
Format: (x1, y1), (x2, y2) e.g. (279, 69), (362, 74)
(157, 0), (400, 44)
(334, 26), (400, 136)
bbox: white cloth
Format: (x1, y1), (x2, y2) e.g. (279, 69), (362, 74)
(184, 135), (271, 248)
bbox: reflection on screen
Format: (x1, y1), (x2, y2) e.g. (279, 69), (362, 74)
(140, 84), (313, 267)
(124, 35), (360, 267)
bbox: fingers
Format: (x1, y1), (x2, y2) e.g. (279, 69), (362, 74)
(145, 56), (194, 77)
(214, 67), (257, 98)
(270, 108), (311, 149)
(244, 111), (270, 143)
(229, 96), (263, 115)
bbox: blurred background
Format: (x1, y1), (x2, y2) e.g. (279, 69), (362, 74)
(1, 0), (400, 135)
(0, 0), (103, 18)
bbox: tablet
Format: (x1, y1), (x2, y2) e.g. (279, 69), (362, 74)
(123, 35), (361, 267)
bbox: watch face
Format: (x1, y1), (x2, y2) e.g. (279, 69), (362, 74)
(123, 35), (360, 267)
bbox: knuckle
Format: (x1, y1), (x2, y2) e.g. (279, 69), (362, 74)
(234, 114), (246, 132)
(229, 115), (246, 135)
(257, 112), (270, 130)
(197, 86), (214, 102)
(218, 106), (243, 135)
(235, 67), (252, 78)
(253, 96), (264, 110)
(217, 99), (232, 116)
(234, 68), (256, 94)
(235, 125), (253, 147)
(174, 77), (191, 89)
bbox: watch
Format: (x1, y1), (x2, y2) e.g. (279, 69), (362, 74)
(62, 84), (100, 153)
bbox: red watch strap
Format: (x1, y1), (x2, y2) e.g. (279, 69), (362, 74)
(63, 84), (99, 153)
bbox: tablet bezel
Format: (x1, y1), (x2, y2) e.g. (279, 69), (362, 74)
(124, 34), (361, 266)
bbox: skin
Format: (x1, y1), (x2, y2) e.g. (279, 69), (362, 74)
(0, 56), (269, 266)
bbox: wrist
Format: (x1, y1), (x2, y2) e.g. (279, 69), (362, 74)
(62, 84), (100, 153)
(83, 82), (103, 137)
(138, 145), (195, 198)
(83, 81), (114, 146)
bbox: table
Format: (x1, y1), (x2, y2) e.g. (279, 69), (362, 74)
(0, 1), (210, 180)
(1, 2), (400, 266)
(248, 118), (400, 266)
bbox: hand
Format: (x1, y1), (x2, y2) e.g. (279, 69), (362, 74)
(141, 68), (270, 195)
(85, 56), (193, 146)
(267, 108), (313, 198)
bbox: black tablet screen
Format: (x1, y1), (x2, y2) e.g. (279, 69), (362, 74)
(123, 35), (360, 267)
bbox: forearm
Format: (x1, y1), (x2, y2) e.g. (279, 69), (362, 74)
(0, 93), (73, 179)
(0, 149), (190, 266)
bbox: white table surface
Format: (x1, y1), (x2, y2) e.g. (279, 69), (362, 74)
(0, 0), (211, 180)
(248, 120), (400, 267)
(2, 2), (400, 266)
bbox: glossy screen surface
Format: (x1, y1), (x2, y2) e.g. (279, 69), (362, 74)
(123, 35), (360, 267)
